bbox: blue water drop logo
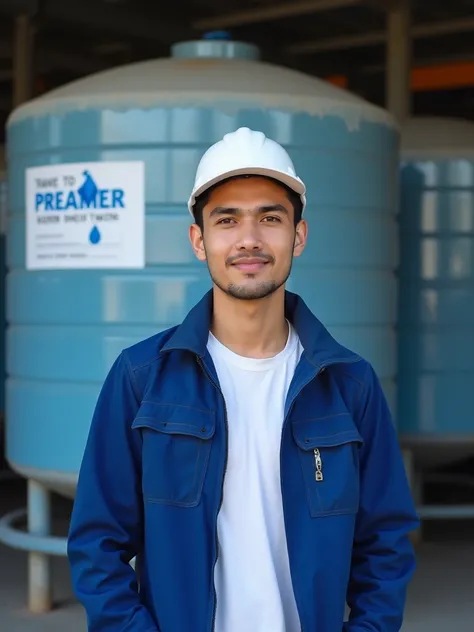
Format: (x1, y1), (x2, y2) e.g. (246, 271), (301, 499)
(78, 170), (99, 206)
(89, 225), (101, 244)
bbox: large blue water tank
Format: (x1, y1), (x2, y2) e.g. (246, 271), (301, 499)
(6, 38), (398, 497)
(399, 117), (474, 467)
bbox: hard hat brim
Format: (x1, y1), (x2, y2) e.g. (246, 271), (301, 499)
(187, 166), (306, 216)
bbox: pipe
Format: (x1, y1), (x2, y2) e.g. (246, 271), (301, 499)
(0, 507), (68, 555)
(193, 0), (363, 31)
(417, 505), (474, 519)
(27, 481), (53, 613)
(287, 16), (474, 54)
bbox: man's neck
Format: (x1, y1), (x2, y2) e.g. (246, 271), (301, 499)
(210, 285), (289, 359)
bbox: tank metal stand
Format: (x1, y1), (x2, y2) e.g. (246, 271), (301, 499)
(0, 479), (68, 613)
(0, 476), (138, 613)
(27, 480), (52, 613)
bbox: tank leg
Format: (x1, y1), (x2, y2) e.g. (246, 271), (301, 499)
(27, 480), (53, 613)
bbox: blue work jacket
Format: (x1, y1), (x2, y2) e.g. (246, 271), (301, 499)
(68, 290), (419, 632)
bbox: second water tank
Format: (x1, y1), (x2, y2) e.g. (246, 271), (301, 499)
(399, 117), (474, 466)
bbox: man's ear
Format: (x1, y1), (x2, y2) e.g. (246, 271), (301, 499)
(293, 219), (308, 258)
(189, 223), (207, 262)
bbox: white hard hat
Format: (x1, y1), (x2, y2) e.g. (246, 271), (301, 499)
(187, 127), (306, 216)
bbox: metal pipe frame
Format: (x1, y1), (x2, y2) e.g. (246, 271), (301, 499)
(287, 16), (474, 55)
(0, 507), (68, 556)
(193, 0), (365, 30)
(0, 480), (64, 613)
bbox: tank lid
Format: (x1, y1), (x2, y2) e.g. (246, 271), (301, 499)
(8, 42), (396, 131)
(171, 33), (261, 61)
(401, 116), (474, 157)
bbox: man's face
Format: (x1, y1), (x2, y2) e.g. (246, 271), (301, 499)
(189, 176), (308, 301)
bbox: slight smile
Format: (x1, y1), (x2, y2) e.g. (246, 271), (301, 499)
(231, 258), (271, 273)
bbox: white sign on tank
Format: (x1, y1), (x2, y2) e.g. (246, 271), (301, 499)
(25, 160), (145, 270)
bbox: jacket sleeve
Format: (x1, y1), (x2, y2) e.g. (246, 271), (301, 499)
(67, 351), (159, 632)
(343, 362), (419, 632)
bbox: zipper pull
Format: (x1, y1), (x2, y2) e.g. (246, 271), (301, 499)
(313, 448), (323, 482)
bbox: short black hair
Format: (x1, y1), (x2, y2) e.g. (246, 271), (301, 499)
(192, 174), (303, 231)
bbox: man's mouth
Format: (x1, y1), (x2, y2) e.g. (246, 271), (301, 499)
(231, 257), (271, 273)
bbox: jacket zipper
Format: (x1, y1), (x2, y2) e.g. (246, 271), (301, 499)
(195, 355), (229, 632)
(313, 448), (324, 481)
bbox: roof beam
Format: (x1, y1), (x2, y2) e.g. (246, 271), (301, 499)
(331, 59), (474, 93)
(193, 0), (366, 30)
(287, 16), (474, 54)
(1, 1), (183, 53)
(40, 0), (187, 45)
(0, 0), (39, 14)
(361, 51), (474, 76)
(288, 30), (386, 54)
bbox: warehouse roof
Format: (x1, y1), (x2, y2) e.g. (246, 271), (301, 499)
(1, 0), (474, 141)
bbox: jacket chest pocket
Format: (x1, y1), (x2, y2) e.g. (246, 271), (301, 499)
(131, 401), (216, 508)
(292, 414), (363, 518)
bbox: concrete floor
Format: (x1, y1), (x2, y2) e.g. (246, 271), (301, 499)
(0, 477), (473, 631)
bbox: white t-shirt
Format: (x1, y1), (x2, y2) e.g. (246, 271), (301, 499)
(207, 322), (304, 632)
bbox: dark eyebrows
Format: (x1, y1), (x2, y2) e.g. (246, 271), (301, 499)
(259, 204), (289, 215)
(209, 206), (240, 218)
(208, 204), (289, 219)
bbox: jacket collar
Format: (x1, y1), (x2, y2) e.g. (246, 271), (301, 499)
(161, 290), (359, 369)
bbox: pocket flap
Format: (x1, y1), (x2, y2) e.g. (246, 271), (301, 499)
(131, 401), (216, 440)
(292, 413), (363, 451)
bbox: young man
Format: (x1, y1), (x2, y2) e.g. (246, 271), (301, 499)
(68, 127), (419, 632)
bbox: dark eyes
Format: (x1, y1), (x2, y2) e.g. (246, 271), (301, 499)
(215, 217), (236, 225)
(216, 216), (281, 225)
